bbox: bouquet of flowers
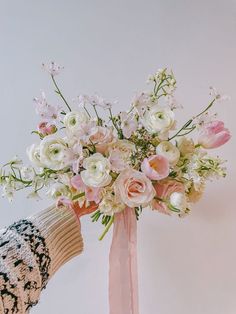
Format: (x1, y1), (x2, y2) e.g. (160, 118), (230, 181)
(0, 62), (231, 314)
(0, 63), (231, 239)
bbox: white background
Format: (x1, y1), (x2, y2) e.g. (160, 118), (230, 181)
(0, 1), (236, 313)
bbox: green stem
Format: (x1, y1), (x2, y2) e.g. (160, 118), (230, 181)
(108, 108), (123, 138)
(99, 215), (114, 241)
(168, 98), (216, 141)
(168, 119), (193, 141)
(195, 99), (216, 119)
(83, 106), (91, 118)
(92, 105), (102, 126)
(72, 192), (85, 201)
(51, 75), (72, 112)
(175, 126), (196, 137)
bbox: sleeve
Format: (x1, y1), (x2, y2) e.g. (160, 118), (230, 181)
(0, 205), (83, 313)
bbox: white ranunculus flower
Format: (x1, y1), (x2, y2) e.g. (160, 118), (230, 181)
(39, 135), (69, 170)
(142, 105), (175, 134)
(63, 110), (89, 134)
(169, 192), (187, 212)
(81, 153), (112, 187)
(27, 144), (43, 168)
(47, 183), (70, 199)
(156, 141), (180, 165)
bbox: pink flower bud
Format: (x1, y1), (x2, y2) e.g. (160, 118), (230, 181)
(141, 155), (169, 180)
(38, 121), (57, 136)
(56, 196), (73, 209)
(198, 120), (231, 149)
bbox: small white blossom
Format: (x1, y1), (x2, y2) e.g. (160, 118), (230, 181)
(209, 86), (230, 102)
(42, 61), (64, 76)
(76, 120), (97, 143)
(120, 111), (138, 138)
(78, 94), (112, 110)
(9, 156), (23, 166)
(20, 166), (34, 181)
(34, 92), (62, 121)
(27, 191), (42, 201)
(47, 182), (70, 199)
(2, 179), (15, 202)
(165, 95), (182, 110)
(98, 187), (125, 216)
(194, 112), (218, 128)
(133, 92), (151, 117)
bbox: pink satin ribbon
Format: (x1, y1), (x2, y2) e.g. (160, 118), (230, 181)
(109, 207), (139, 314)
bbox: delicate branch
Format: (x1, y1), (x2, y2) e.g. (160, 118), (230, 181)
(168, 98), (216, 141)
(51, 75), (72, 112)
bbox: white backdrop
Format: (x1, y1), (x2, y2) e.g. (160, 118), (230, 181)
(0, 1), (236, 313)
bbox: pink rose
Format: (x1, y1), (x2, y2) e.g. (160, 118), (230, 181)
(38, 121), (57, 136)
(71, 175), (101, 204)
(114, 168), (155, 207)
(108, 140), (135, 173)
(198, 120), (231, 149)
(152, 180), (185, 215)
(141, 155), (169, 180)
(89, 126), (113, 154)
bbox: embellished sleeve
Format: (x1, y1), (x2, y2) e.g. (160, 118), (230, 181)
(0, 205), (83, 313)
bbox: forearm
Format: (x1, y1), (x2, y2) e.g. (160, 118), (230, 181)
(0, 205), (83, 313)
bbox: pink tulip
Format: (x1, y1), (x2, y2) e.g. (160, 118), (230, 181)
(38, 121), (57, 136)
(141, 155), (169, 180)
(198, 120), (231, 149)
(71, 175), (102, 204)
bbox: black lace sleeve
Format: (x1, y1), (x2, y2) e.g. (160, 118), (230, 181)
(0, 219), (51, 313)
(0, 205), (83, 314)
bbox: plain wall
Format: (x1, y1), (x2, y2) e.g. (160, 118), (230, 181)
(0, 1), (236, 313)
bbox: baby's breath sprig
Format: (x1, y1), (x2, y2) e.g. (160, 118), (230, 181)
(149, 68), (177, 102)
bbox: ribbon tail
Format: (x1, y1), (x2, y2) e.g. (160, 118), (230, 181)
(109, 207), (139, 314)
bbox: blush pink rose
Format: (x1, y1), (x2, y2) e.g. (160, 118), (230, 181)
(141, 155), (169, 180)
(152, 180), (185, 215)
(71, 175), (102, 204)
(198, 120), (231, 149)
(114, 168), (155, 207)
(38, 121), (57, 136)
(89, 126), (113, 154)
